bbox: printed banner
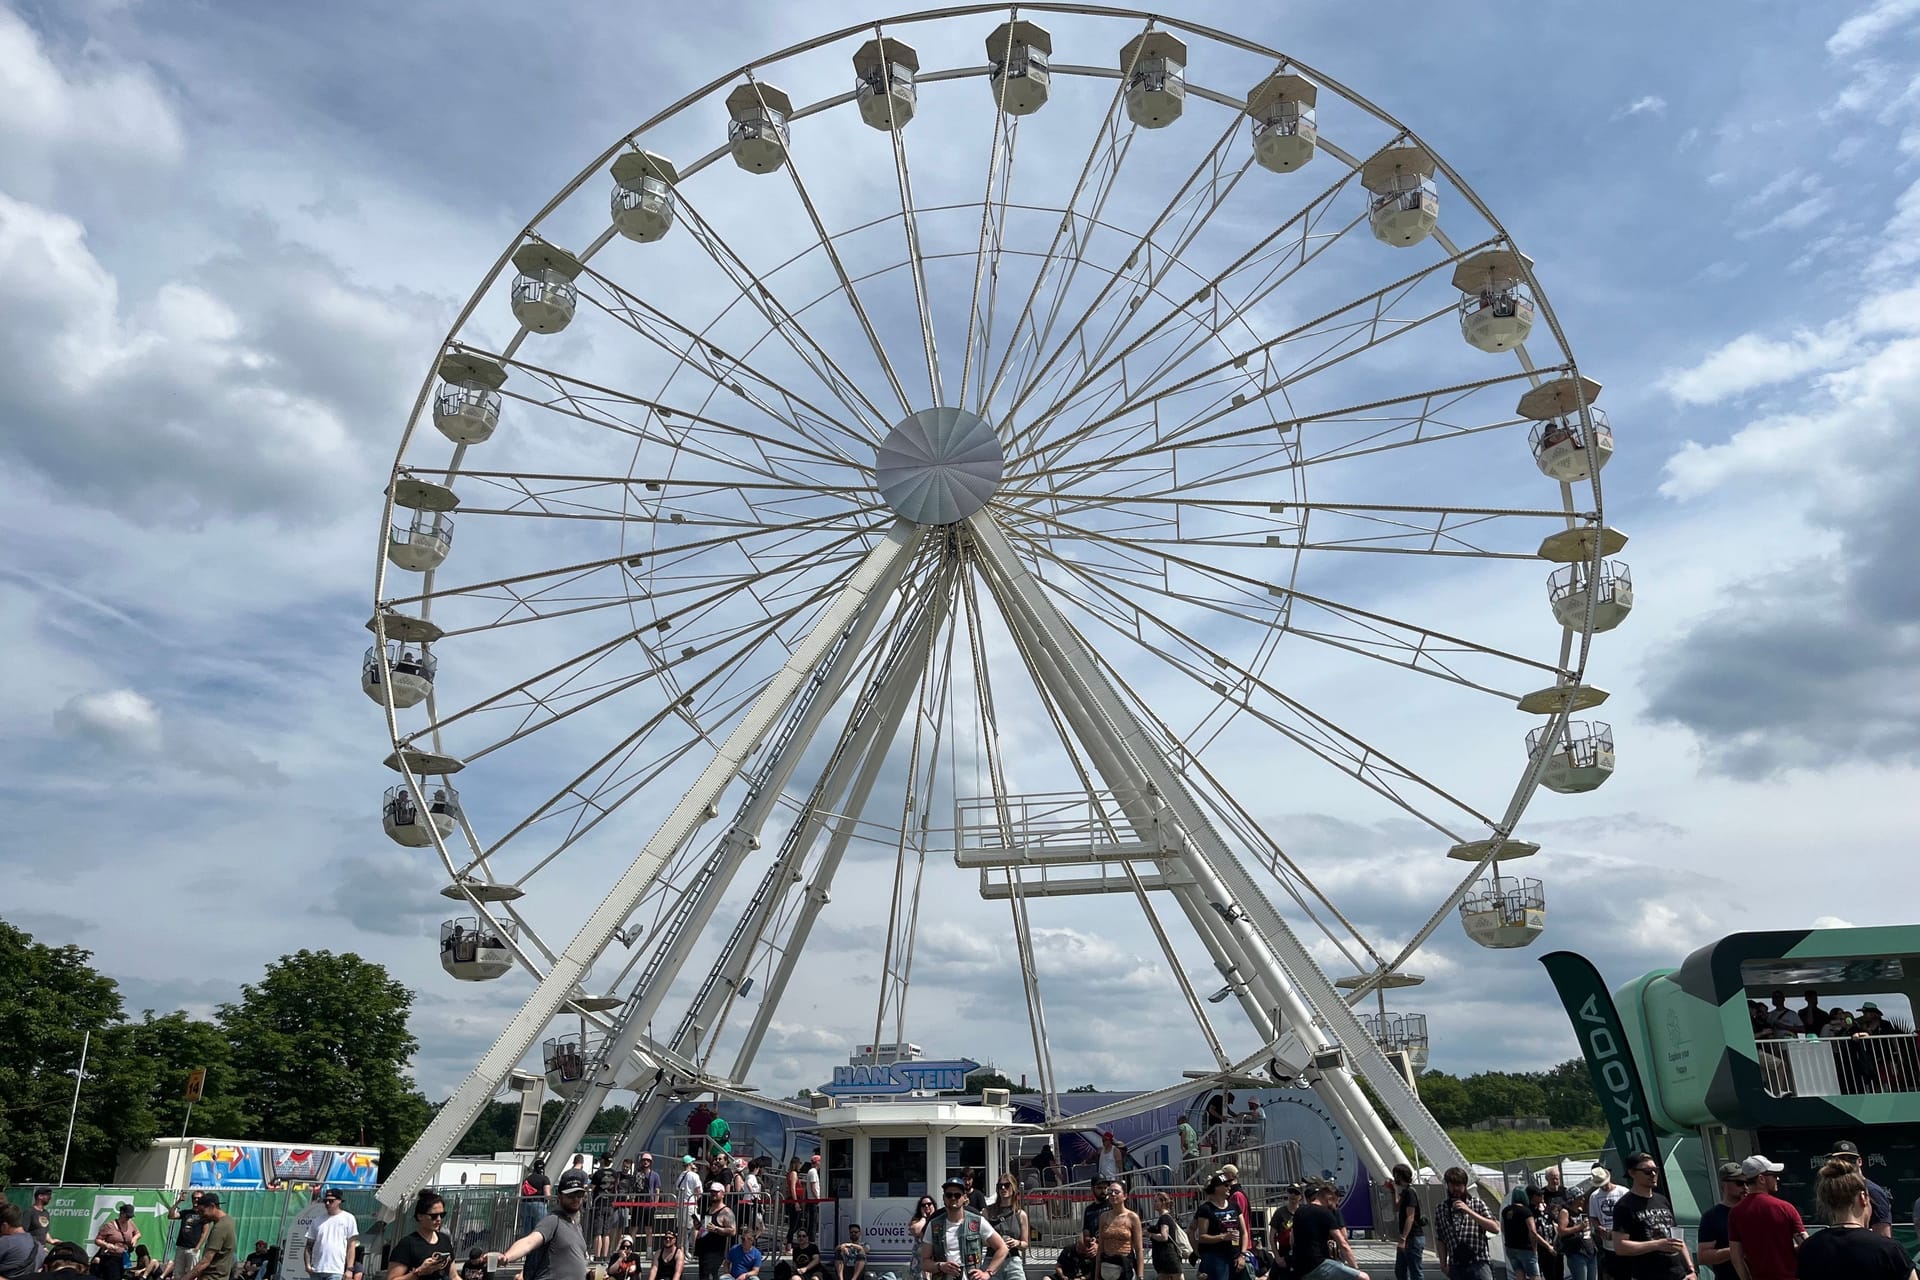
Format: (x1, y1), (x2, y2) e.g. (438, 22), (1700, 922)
(189, 1142), (379, 1189)
(1541, 950), (1659, 1165)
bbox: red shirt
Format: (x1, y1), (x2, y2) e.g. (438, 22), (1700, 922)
(1728, 1191), (1803, 1280)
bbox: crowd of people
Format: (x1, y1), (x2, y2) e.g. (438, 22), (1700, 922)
(1750, 989), (1917, 1095)
(0, 1187), (360, 1280)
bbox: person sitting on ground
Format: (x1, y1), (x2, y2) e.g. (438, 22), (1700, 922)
(725, 1235), (762, 1280)
(127, 1246), (163, 1280)
(459, 1250), (488, 1280)
(609, 1239), (642, 1280)
(43, 1242), (95, 1275)
(773, 1231), (824, 1280)
(833, 1227), (865, 1280)
(1048, 1238), (1096, 1280)
(646, 1234), (684, 1280)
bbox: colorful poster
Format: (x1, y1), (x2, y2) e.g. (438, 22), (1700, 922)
(189, 1141), (380, 1189)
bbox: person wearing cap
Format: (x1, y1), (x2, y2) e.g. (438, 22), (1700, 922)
(1291, 1179), (1360, 1280)
(1694, 1163), (1748, 1280)
(922, 1176), (1007, 1280)
(304, 1190), (360, 1280)
(1094, 1135), (1125, 1189)
(1581, 1168), (1625, 1280)
(691, 1181), (738, 1280)
(499, 1168), (591, 1280)
(1824, 1141), (1892, 1237)
(1608, 1152), (1693, 1280)
(95, 1205), (142, 1280)
(523, 1161), (553, 1237)
(185, 1195), (235, 1280)
(1726, 1156), (1802, 1280)
(804, 1155), (823, 1239)
(1190, 1174), (1246, 1280)
(678, 1156), (706, 1249)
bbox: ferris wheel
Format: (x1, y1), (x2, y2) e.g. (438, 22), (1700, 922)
(367, 4), (1629, 1209)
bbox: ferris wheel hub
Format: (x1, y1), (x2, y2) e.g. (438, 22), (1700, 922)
(874, 406), (1005, 525)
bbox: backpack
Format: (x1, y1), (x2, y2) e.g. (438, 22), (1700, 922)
(1170, 1222), (1195, 1262)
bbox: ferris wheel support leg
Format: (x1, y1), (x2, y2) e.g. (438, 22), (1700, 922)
(374, 520), (923, 1219)
(987, 570), (1284, 1046)
(967, 512), (1460, 1180)
(726, 591), (946, 1084)
(539, 524), (923, 1170)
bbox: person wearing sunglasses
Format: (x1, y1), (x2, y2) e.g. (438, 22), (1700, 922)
(986, 1177), (1029, 1280)
(388, 1193), (456, 1280)
(921, 1177), (1008, 1280)
(1608, 1156), (1692, 1280)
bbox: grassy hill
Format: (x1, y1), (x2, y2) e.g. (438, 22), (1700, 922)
(1390, 1127), (1609, 1167)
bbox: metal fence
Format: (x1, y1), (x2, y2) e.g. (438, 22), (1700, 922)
(1759, 1033), (1920, 1097)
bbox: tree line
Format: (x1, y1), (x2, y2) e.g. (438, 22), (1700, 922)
(0, 920), (428, 1186)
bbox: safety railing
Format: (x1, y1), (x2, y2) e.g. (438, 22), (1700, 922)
(1758, 1031), (1920, 1097)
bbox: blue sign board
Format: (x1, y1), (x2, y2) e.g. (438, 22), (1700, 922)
(823, 1058), (980, 1096)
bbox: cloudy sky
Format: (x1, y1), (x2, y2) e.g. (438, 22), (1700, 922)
(4, 0), (1918, 1136)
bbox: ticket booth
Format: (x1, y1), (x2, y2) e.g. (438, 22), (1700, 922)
(806, 1097), (1017, 1265)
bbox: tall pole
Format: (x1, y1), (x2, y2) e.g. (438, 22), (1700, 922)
(59, 1029), (91, 1185)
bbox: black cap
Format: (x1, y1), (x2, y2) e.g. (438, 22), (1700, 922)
(323, 1189), (342, 1201)
(1828, 1140), (1862, 1158)
(556, 1169), (591, 1194)
(940, 1176), (967, 1191)
(200, 1194), (221, 1208)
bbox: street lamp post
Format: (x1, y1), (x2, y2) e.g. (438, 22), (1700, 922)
(59, 1028), (92, 1185)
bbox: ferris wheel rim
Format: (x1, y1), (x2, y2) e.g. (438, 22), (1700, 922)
(366, 3), (1615, 1041)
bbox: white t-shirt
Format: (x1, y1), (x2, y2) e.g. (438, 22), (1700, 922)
(941, 1215), (1000, 1266)
(1587, 1186), (1626, 1251)
(678, 1170), (703, 1203)
(305, 1212), (359, 1273)
(803, 1165), (821, 1198)
(1096, 1149), (1121, 1180)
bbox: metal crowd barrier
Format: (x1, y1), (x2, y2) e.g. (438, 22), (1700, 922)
(1760, 1032), (1920, 1097)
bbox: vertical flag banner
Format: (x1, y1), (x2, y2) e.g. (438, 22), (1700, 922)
(1541, 950), (1659, 1163)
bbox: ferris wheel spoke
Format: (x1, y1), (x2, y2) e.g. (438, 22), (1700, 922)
(471, 555), (877, 864)
(731, 76), (917, 419)
(571, 264), (878, 468)
(1004, 528), (1488, 832)
(869, 22), (943, 405)
(958, 95), (1019, 414)
(1013, 365), (1544, 496)
(470, 345), (866, 484)
(1001, 112), (1250, 451)
(668, 187), (895, 435)
(1006, 504), (1567, 679)
(976, 25), (1149, 418)
(1007, 162), (1363, 468)
(1007, 234), (1496, 477)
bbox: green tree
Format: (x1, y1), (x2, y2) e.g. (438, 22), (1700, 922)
(125, 1011), (256, 1137)
(219, 950), (427, 1168)
(1414, 1071), (1471, 1128)
(0, 920), (159, 1184)
(1460, 1071), (1549, 1123)
(1066, 1084), (1099, 1093)
(1536, 1059), (1604, 1129)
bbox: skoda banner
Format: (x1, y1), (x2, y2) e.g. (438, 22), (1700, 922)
(1541, 950), (1658, 1165)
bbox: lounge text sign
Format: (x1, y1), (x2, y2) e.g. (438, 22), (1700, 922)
(822, 1058), (980, 1096)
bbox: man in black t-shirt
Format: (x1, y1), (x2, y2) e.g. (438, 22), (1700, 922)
(1049, 1237), (1096, 1280)
(1288, 1182), (1358, 1280)
(772, 1229), (823, 1280)
(1608, 1154), (1691, 1280)
(1391, 1164), (1425, 1280)
(1694, 1162), (1746, 1280)
(168, 1193), (208, 1280)
(1537, 1170), (1568, 1280)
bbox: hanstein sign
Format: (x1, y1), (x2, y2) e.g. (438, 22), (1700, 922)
(821, 1059), (980, 1097)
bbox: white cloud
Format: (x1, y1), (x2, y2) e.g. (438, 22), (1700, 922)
(1827, 0), (1920, 58)
(53, 687), (163, 753)
(1616, 95), (1667, 119)
(1656, 328), (1856, 406)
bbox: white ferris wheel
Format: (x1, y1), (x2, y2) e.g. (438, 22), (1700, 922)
(367, 4), (1630, 1208)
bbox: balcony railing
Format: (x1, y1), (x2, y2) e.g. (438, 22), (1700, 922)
(1757, 1032), (1920, 1097)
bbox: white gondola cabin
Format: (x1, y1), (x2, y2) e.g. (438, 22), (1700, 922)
(1528, 720), (1615, 794)
(611, 151), (680, 243)
(362, 640), (435, 708)
(509, 242), (583, 335)
(854, 37), (920, 131)
(1549, 560), (1634, 634)
(1247, 72), (1318, 173)
(1360, 143), (1440, 247)
(1120, 32), (1186, 129)
(440, 916), (513, 981)
(986, 20), (1052, 116)
(432, 351), (508, 445)
(1451, 248), (1535, 353)
(1356, 1010), (1430, 1072)
(543, 1035), (596, 1099)
(387, 508), (453, 572)
(1460, 874), (1547, 949)
(727, 82), (794, 174)
(1519, 375), (1615, 483)
(384, 782), (459, 847)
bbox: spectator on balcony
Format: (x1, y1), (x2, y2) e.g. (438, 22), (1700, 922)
(1764, 992), (1802, 1036)
(1799, 990), (1827, 1031)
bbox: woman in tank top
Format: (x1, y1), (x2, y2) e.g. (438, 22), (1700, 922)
(987, 1178), (1028, 1280)
(1093, 1182), (1143, 1280)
